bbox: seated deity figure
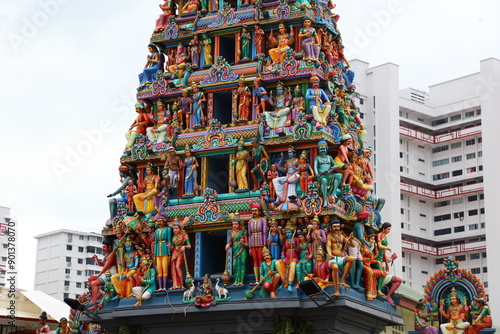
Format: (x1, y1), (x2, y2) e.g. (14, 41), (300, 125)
(305, 75), (332, 127)
(262, 82), (291, 129)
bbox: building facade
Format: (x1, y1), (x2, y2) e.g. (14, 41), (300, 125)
(351, 57), (500, 319)
(34, 229), (103, 300)
(0, 206), (14, 287)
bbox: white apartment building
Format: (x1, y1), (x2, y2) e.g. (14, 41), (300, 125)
(34, 229), (103, 300)
(350, 58), (500, 319)
(0, 206), (14, 287)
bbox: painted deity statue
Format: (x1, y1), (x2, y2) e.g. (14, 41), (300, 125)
(131, 258), (156, 307)
(233, 77), (252, 122)
(439, 288), (470, 334)
(239, 26), (251, 61)
(250, 139), (269, 191)
(155, 0), (176, 33)
(288, 85), (305, 126)
(107, 164), (138, 223)
(183, 145), (199, 197)
(268, 23), (294, 65)
(188, 34), (201, 67)
(231, 139), (251, 191)
(295, 232), (312, 285)
(299, 19), (321, 61)
(297, 150), (314, 196)
(306, 74), (331, 127)
(111, 240), (139, 299)
(146, 100), (169, 146)
(468, 297), (493, 334)
(125, 102), (151, 152)
(260, 246), (281, 298)
(267, 219), (282, 260)
(225, 216), (248, 286)
(202, 34), (213, 66)
(178, 89), (192, 129)
(334, 133), (356, 188)
(262, 81), (291, 129)
(163, 146), (182, 191)
(326, 219), (354, 297)
(139, 44), (162, 86)
(272, 145), (300, 205)
(276, 224), (300, 291)
(314, 139), (342, 206)
(414, 299), (439, 334)
(248, 202), (268, 284)
(254, 24), (265, 55)
(181, 0), (200, 14)
(168, 43), (189, 79)
(305, 246), (330, 289)
(152, 214), (172, 291)
(253, 78), (273, 117)
(191, 83), (206, 127)
(133, 165), (160, 214)
(169, 220), (191, 289)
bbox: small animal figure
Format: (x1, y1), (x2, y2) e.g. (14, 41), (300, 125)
(183, 283), (195, 301)
(215, 278), (228, 299)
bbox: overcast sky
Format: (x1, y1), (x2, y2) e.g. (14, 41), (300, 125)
(0, 0), (498, 290)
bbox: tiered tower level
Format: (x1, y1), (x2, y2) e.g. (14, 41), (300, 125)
(71, 2), (408, 333)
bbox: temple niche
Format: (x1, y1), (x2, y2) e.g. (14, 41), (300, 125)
(64, 1), (413, 333)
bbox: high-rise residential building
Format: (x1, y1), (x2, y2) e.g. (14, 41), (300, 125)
(34, 229), (103, 300)
(350, 57), (500, 318)
(0, 206), (14, 287)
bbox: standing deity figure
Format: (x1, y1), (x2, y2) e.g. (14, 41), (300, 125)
(295, 232), (312, 285)
(299, 19), (321, 61)
(267, 219), (282, 260)
(133, 164), (160, 214)
(305, 246), (330, 289)
(253, 78), (273, 117)
(183, 145), (199, 197)
(178, 89), (192, 129)
(231, 139), (251, 191)
(334, 133), (355, 188)
(262, 81), (291, 129)
(326, 219), (355, 297)
(439, 287), (470, 334)
(169, 219), (191, 289)
(125, 102), (151, 152)
(288, 85), (305, 126)
(152, 214), (172, 291)
(181, 0), (200, 14)
(191, 83), (206, 127)
(250, 139), (269, 191)
(164, 146), (182, 191)
(36, 312), (50, 334)
(297, 150), (314, 196)
(306, 75), (331, 127)
(254, 24), (265, 55)
(202, 34), (213, 66)
(239, 25), (251, 61)
(233, 76), (252, 121)
(88, 237), (117, 306)
(247, 202), (268, 284)
(225, 214), (248, 286)
(468, 297), (493, 334)
(146, 100), (169, 146)
(139, 44), (163, 86)
(276, 224), (299, 291)
(268, 23), (294, 65)
(188, 34), (201, 67)
(266, 163), (279, 200)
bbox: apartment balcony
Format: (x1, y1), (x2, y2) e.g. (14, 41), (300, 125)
(400, 182), (483, 199)
(402, 239), (486, 256)
(399, 125), (482, 144)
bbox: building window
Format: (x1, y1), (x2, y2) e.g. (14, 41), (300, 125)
(400, 166), (404, 172)
(76, 282), (82, 288)
(78, 247), (84, 252)
(434, 214), (452, 222)
(478, 137), (482, 143)
(469, 224), (478, 230)
(78, 258), (83, 264)
(454, 226), (465, 233)
(433, 172), (450, 181)
(66, 245), (72, 251)
(434, 200), (450, 208)
(478, 151), (483, 157)
(401, 208), (405, 214)
(418, 158), (425, 162)
(432, 158), (449, 167)
(79, 235), (84, 240)
(479, 165), (483, 171)
(64, 293), (69, 299)
(434, 228), (452, 236)
(77, 270), (82, 276)
(432, 145), (449, 153)
(451, 142), (462, 149)
(471, 268), (481, 274)
(452, 170), (463, 177)
(431, 118), (448, 126)
(418, 145), (425, 149)
(467, 167), (476, 173)
(419, 214), (427, 217)
(419, 199), (426, 204)
(481, 222), (486, 229)
(421, 270), (428, 274)
(476, 109), (482, 116)
(466, 139), (475, 146)
(435, 258), (444, 265)
(470, 253), (480, 260)
(67, 233), (73, 239)
(66, 257), (71, 262)
(399, 152), (403, 158)
(480, 208), (485, 214)
(483, 267), (488, 273)
(64, 281), (70, 286)
(482, 252), (487, 258)
(86, 246), (96, 253)
(480, 194), (484, 200)
(466, 153), (476, 160)
(451, 156), (462, 162)
(450, 114), (461, 121)
(453, 198), (464, 204)
(65, 269), (71, 274)
(465, 111), (475, 118)
(468, 195), (478, 202)
(469, 209), (478, 216)
(421, 256), (428, 260)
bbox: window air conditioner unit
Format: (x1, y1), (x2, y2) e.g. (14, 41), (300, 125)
(67, 262), (72, 267)
(65, 274), (70, 278)
(68, 237), (72, 242)
(64, 286), (69, 290)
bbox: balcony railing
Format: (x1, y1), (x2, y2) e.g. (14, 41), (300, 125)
(402, 239), (486, 256)
(400, 125), (481, 144)
(400, 182), (483, 199)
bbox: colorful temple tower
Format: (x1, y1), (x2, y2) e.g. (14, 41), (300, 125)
(68, 1), (408, 333)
